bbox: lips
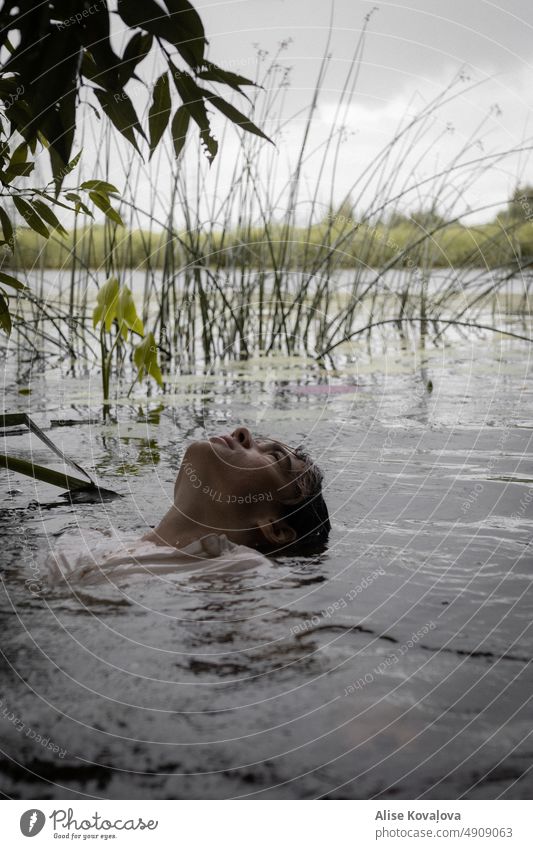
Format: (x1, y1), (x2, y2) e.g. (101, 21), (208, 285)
(209, 434), (234, 448)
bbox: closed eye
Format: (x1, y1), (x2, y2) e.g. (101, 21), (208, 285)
(258, 439), (293, 472)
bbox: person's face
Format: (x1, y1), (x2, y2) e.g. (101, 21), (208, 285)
(182, 426), (304, 507)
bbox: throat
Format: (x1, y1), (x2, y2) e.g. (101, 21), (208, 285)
(141, 505), (205, 550)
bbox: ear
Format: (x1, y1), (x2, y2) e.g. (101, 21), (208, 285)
(257, 516), (297, 548)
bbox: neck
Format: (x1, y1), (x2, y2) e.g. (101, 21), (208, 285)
(142, 504), (209, 549)
(141, 473), (260, 550)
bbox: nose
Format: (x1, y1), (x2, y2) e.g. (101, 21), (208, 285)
(232, 426), (253, 448)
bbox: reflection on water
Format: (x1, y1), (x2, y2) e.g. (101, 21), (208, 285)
(1, 321), (532, 799)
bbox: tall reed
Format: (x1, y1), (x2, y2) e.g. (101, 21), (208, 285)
(3, 32), (532, 384)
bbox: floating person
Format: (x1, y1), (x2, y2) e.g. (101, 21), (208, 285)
(47, 427), (330, 586)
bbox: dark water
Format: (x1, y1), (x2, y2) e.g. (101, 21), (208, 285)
(1, 322), (532, 799)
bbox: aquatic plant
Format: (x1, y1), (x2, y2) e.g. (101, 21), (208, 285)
(2, 20), (532, 399)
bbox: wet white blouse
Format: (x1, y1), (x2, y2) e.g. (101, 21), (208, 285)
(46, 529), (270, 586)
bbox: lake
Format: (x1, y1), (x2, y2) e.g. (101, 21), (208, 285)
(1, 314), (532, 799)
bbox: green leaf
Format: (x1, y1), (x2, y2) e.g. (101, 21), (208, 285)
(117, 0), (168, 31)
(93, 88), (145, 153)
(34, 189), (79, 212)
(198, 63), (257, 95)
(10, 142), (27, 166)
(171, 68), (218, 162)
(0, 290), (11, 334)
(93, 276), (120, 332)
(0, 206), (14, 248)
(59, 150), (83, 179)
(118, 0), (206, 69)
(171, 106), (190, 158)
(3, 160), (34, 179)
(88, 191), (124, 226)
(162, 0), (207, 68)
(0, 271), (27, 291)
(0, 453), (107, 494)
(207, 94), (271, 142)
(116, 286), (144, 340)
(30, 199), (68, 236)
(65, 193), (94, 217)
(0, 76), (23, 98)
(81, 49), (102, 84)
(149, 71), (172, 157)
(12, 196), (50, 238)
(133, 332), (163, 386)
(120, 32), (153, 84)
(81, 180), (120, 195)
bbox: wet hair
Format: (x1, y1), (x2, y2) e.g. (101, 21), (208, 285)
(276, 447), (331, 552)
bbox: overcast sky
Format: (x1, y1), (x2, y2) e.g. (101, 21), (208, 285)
(78, 0), (533, 227)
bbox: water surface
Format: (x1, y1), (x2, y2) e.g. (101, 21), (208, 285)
(1, 320), (532, 799)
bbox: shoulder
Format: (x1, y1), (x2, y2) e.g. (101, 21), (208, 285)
(196, 534), (271, 571)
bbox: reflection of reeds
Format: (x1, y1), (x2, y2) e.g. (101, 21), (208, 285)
(4, 37), (533, 378)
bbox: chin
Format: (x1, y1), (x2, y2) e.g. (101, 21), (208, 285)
(182, 439), (225, 470)
(183, 439), (209, 460)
